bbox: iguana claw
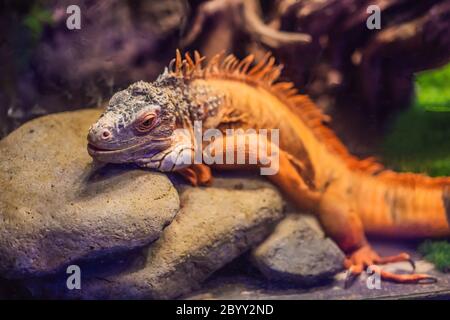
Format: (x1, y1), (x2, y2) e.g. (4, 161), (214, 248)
(343, 245), (437, 288)
(177, 164), (213, 186)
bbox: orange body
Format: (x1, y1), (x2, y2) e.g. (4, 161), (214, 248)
(191, 76), (450, 239)
(203, 77), (450, 238)
(170, 50), (450, 244)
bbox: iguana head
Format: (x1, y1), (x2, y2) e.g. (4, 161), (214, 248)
(87, 80), (179, 163)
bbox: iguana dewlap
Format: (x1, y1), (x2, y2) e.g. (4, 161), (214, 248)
(87, 50), (450, 284)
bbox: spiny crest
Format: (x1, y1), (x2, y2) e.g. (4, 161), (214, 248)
(168, 49), (329, 124)
(168, 49), (283, 88)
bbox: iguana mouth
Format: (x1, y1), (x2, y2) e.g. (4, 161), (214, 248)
(87, 138), (172, 162)
(87, 144), (117, 152)
(87, 143), (131, 155)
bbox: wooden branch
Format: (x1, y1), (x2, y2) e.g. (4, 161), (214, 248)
(241, 0), (311, 48)
(182, 0), (311, 50)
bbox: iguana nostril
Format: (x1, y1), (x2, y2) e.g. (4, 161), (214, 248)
(101, 130), (111, 140)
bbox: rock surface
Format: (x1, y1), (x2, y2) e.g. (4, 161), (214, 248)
(24, 178), (284, 299)
(252, 214), (345, 286)
(0, 110), (180, 278)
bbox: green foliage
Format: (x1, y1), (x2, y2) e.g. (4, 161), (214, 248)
(418, 240), (450, 273)
(382, 63), (450, 177)
(416, 63), (450, 112)
(23, 4), (53, 40)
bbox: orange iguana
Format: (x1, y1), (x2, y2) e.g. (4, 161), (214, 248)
(87, 50), (450, 284)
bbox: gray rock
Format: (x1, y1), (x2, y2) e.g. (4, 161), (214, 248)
(0, 109), (180, 278)
(252, 214), (345, 286)
(24, 179), (284, 299)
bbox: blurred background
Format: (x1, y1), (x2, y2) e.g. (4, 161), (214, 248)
(0, 0), (449, 175)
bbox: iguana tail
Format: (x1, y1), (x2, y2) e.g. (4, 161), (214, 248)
(353, 172), (450, 238)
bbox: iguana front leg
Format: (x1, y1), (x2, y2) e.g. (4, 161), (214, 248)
(203, 131), (321, 212)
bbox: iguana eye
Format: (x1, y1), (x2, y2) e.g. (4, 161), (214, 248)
(135, 113), (157, 133)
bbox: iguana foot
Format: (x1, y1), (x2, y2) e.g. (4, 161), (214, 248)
(344, 245), (437, 287)
(177, 164), (212, 186)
